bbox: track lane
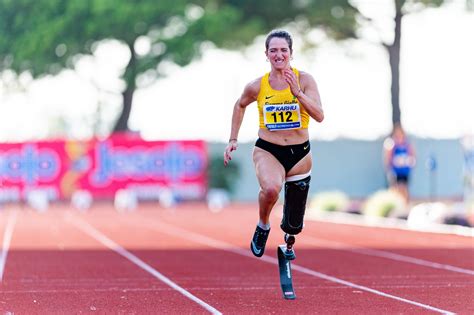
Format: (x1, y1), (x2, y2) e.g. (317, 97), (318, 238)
(301, 219), (474, 270)
(67, 206), (448, 314)
(66, 212), (222, 314)
(0, 208), (220, 314)
(132, 204), (473, 314)
(113, 207), (461, 314)
(2, 203), (472, 314)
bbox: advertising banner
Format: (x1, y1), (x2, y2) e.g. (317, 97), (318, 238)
(0, 135), (207, 202)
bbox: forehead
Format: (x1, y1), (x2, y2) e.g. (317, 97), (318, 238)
(267, 37), (290, 50)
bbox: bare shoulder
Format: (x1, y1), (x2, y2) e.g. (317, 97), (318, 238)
(383, 137), (395, 151)
(241, 76), (262, 100)
(298, 70), (317, 85)
(244, 76), (262, 94)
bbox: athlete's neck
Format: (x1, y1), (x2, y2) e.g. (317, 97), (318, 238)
(271, 66), (292, 77)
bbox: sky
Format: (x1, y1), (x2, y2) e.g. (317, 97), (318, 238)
(0, 1), (473, 143)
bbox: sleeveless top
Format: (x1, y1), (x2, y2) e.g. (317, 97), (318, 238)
(391, 142), (412, 175)
(256, 68), (309, 131)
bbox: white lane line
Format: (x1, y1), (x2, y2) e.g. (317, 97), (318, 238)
(302, 235), (474, 276)
(137, 218), (455, 315)
(0, 211), (18, 282)
(65, 214), (222, 315)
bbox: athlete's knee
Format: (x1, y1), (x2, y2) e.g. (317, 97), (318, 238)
(280, 176), (311, 235)
(260, 183), (281, 202)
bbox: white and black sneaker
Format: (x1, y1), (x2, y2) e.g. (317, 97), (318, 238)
(250, 225), (270, 257)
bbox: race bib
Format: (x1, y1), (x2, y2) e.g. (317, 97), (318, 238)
(263, 103), (301, 131)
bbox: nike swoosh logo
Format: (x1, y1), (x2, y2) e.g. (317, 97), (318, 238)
(304, 145), (309, 150)
(265, 95), (274, 100)
(251, 241), (262, 255)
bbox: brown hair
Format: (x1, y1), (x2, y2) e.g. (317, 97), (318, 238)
(265, 29), (293, 53)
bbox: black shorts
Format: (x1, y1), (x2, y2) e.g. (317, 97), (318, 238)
(395, 174), (409, 184)
(255, 138), (310, 173)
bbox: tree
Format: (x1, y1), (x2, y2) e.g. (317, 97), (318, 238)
(0, 0), (358, 134)
(1, 0), (195, 132)
(5, 1), (454, 132)
(351, 0), (447, 128)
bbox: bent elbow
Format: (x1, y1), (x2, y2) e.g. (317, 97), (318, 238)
(316, 111), (324, 123)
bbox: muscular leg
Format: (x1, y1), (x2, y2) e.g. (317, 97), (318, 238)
(253, 147), (286, 224)
(286, 153), (312, 178)
(396, 182), (409, 204)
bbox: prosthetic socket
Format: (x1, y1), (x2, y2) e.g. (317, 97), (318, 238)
(280, 176), (311, 235)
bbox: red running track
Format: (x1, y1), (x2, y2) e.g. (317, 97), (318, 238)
(0, 202), (473, 314)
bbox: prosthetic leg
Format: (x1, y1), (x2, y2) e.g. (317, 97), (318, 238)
(281, 175), (311, 234)
(280, 175), (311, 256)
(277, 244), (296, 300)
(277, 175), (311, 300)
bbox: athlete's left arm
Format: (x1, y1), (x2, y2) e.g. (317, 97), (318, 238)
(296, 72), (324, 123)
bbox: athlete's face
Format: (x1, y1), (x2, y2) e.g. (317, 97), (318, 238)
(266, 37), (292, 70)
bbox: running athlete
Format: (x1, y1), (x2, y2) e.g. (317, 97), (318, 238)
(224, 30), (324, 259)
(383, 124), (416, 203)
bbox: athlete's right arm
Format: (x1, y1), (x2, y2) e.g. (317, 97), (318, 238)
(224, 79), (260, 166)
(382, 137), (394, 171)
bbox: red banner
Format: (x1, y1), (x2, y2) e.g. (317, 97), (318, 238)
(0, 135), (207, 202)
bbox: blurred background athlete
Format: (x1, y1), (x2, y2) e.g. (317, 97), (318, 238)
(384, 124), (416, 204)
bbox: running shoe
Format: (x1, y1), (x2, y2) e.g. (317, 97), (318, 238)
(250, 225), (270, 257)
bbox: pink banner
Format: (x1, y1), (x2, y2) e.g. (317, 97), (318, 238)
(0, 135), (207, 202)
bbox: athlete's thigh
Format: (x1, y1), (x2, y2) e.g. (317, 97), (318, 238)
(253, 147), (285, 187)
(287, 152), (312, 177)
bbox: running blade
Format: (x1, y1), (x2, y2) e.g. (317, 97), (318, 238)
(277, 245), (296, 300)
